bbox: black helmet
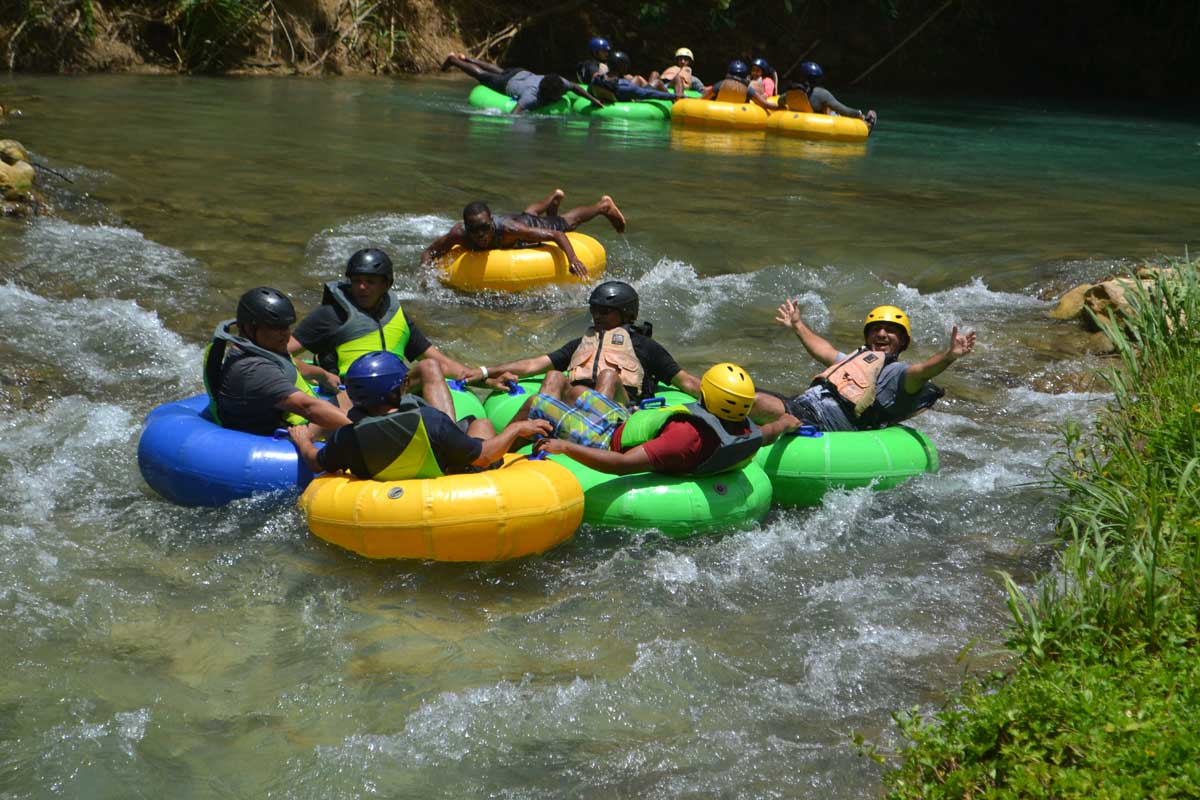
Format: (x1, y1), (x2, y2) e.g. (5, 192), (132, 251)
(799, 61), (823, 82)
(589, 280), (639, 320)
(236, 286), (296, 329)
(345, 248), (394, 283)
(610, 51), (631, 74)
(728, 59), (750, 79)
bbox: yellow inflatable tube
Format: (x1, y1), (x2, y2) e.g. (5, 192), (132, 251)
(671, 97), (769, 131)
(438, 232), (606, 292)
(766, 109), (870, 143)
(299, 454), (584, 561)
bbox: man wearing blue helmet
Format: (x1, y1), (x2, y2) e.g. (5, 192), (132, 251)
(289, 352), (551, 481)
(749, 57), (776, 98)
(576, 36), (611, 84)
(781, 61), (877, 130)
(586, 51), (679, 103)
(700, 60), (778, 110)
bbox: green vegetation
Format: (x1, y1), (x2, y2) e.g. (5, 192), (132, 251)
(873, 258), (1200, 798)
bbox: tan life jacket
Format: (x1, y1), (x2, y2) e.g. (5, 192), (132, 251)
(568, 326), (645, 393)
(715, 77), (750, 103)
(812, 347), (887, 418)
(782, 88), (814, 113)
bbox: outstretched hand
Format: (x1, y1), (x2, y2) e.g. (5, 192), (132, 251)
(948, 326), (976, 360)
(533, 437), (570, 456)
(570, 258), (591, 281)
(513, 419), (553, 439)
(775, 298), (802, 330)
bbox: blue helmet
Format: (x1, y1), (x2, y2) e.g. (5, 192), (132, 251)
(345, 351), (409, 409)
(750, 57), (771, 73)
(727, 59), (750, 79)
(799, 61), (823, 81)
(589, 37), (611, 53)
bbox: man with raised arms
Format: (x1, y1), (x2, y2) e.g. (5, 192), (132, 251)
(420, 189), (626, 281)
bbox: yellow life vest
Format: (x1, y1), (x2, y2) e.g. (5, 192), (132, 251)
(782, 88), (814, 113)
(812, 347), (887, 419)
(567, 326), (645, 394)
(322, 281), (412, 375)
(715, 77), (750, 104)
(203, 320), (318, 428)
(351, 399), (443, 480)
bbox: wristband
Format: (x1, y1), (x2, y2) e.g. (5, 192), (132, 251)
(479, 366), (489, 380)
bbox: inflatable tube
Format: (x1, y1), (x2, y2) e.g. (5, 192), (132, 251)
(298, 454), (584, 560)
(139, 382), (485, 507)
(753, 425), (939, 507)
(438, 232), (606, 292)
(137, 394), (318, 507)
(766, 109), (870, 143)
(670, 97), (769, 130)
(570, 96), (671, 121)
(482, 380), (692, 430)
(542, 453), (773, 538)
(467, 85), (572, 116)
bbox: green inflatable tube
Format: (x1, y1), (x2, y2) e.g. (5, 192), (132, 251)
(467, 85), (572, 115)
(570, 96), (671, 121)
(532, 451), (773, 538)
(448, 381), (487, 422)
(753, 425), (939, 507)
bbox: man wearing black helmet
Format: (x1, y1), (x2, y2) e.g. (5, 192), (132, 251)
(465, 280), (702, 407)
(441, 52), (605, 113)
(700, 60), (779, 110)
(780, 61), (877, 130)
(204, 287), (351, 436)
(288, 248), (470, 418)
(420, 190), (626, 281)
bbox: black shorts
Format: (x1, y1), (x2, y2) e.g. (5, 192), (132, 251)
(759, 388), (820, 426)
(477, 68), (522, 95)
(510, 212), (569, 232)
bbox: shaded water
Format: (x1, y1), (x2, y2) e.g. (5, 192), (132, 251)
(1, 75), (1198, 798)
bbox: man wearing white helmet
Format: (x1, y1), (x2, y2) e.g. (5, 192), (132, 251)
(654, 47), (706, 98)
(753, 301), (975, 432)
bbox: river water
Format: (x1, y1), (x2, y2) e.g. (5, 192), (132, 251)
(1, 74), (1198, 798)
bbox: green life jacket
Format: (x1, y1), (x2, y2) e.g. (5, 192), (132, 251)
(617, 402), (763, 475)
(202, 320), (318, 428)
(352, 397), (444, 480)
(323, 281), (412, 375)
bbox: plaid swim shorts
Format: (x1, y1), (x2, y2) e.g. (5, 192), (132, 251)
(528, 389), (630, 449)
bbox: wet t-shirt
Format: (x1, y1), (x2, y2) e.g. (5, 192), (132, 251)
(216, 350), (301, 435)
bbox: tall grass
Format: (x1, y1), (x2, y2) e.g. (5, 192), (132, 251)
(880, 257), (1200, 798)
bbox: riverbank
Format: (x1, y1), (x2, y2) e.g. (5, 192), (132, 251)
(879, 258), (1200, 797)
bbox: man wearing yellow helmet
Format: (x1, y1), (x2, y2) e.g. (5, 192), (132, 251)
(753, 300), (976, 432)
(653, 47), (706, 98)
(533, 363), (799, 475)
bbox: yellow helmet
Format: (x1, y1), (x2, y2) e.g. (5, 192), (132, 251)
(863, 305), (911, 345)
(700, 362), (756, 422)
(674, 47), (695, 60)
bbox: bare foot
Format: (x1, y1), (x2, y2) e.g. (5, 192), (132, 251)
(546, 189), (565, 216)
(599, 196), (626, 233)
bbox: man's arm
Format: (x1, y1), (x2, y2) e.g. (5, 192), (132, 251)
(571, 83), (607, 108)
(463, 354), (555, 385)
(750, 88), (779, 111)
(775, 298), (840, 366)
(534, 438), (655, 475)
(420, 225), (467, 265)
(473, 419), (553, 466)
(414, 343), (470, 381)
(277, 391), (351, 431)
(288, 424), (327, 473)
(504, 221), (589, 280)
(295, 359), (342, 395)
(670, 369), (702, 397)
(758, 414), (801, 444)
(902, 326), (976, 394)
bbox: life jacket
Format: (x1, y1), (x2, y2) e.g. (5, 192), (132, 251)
(782, 84), (814, 113)
(322, 281), (412, 375)
(812, 347), (944, 428)
(350, 398), (444, 480)
(567, 326), (645, 395)
(618, 402), (763, 475)
(714, 76), (750, 104)
(202, 320), (317, 428)
(661, 64), (693, 85)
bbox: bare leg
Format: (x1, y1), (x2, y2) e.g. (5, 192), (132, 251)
(511, 371), (568, 424)
(441, 54), (487, 79)
(466, 418), (497, 437)
(559, 196), (626, 234)
(523, 188), (565, 217)
(673, 74), (685, 99)
(409, 359), (456, 418)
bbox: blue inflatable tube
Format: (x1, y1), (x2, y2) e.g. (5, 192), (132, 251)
(137, 394), (319, 507)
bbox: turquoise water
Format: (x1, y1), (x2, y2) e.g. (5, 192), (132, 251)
(1, 74), (1198, 798)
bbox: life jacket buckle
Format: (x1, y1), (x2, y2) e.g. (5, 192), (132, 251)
(639, 396), (667, 409)
(791, 425), (824, 438)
